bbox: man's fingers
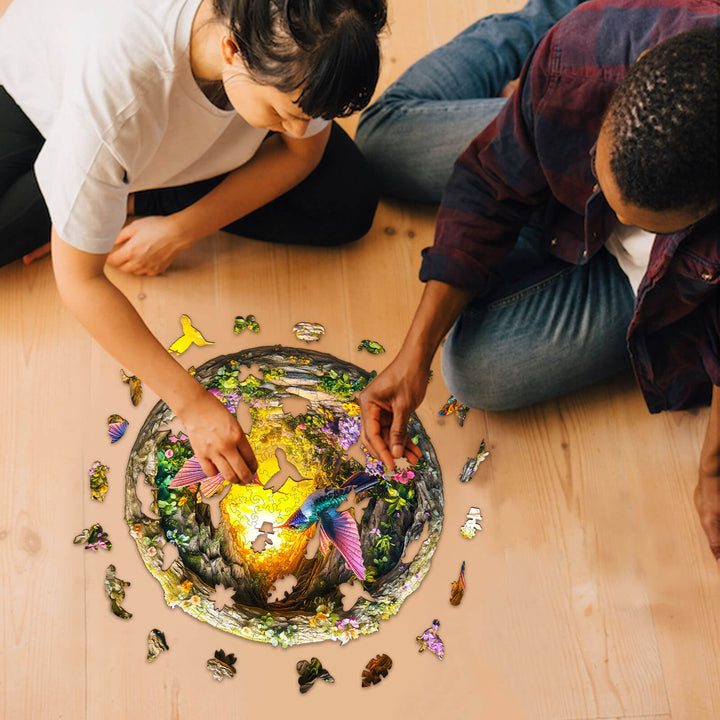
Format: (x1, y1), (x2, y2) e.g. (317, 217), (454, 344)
(197, 455), (220, 480)
(389, 403), (411, 460)
(237, 434), (259, 477)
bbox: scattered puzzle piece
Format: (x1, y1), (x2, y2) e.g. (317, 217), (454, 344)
(297, 658), (334, 693)
(105, 565), (132, 619)
(292, 321), (325, 343)
(89, 461), (109, 502)
(438, 395), (469, 427)
(73, 524), (111, 551)
(233, 314), (260, 334)
(209, 584), (236, 611)
(107, 414), (129, 443)
(460, 507), (483, 539)
(459, 440), (489, 482)
(361, 654), (393, 687)
(168, 314), (214, 355)
(416, 619), (444, 659)
(357, 339), (385, 354)
(267, 574), (298, 603)
(450, 561), (466, 606)
(207, 650), (237, 681)
(121, 369), (142, 406)
(146, 629), (169, 662)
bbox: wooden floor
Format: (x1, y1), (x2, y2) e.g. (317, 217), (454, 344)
(2, 1), (719, 719)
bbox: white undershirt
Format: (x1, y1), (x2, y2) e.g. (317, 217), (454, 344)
(604, 223), (656, 294)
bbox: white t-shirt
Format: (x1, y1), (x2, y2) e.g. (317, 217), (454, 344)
(604, 223), (655, 295)
(0, 0), (327, 253)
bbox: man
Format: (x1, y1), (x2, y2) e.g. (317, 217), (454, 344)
(358, 1), (720, 558)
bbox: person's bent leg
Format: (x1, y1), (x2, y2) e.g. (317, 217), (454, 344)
(134, 123), (378, 247)
(441, 229), (635, 410)
(0, 86), (50, 266)
(356, 0), (587, 203)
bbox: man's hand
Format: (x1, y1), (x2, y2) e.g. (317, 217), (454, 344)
(695, 386), (720, 563)
(180, 390), (258, 484)
(359, 353), (427, 471)
(107, 216), (193, 276)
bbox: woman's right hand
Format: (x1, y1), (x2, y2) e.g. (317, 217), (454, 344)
(179, 390), (258, 484)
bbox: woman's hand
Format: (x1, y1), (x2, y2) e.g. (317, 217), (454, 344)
(107, 215), (193, 275)
(179, 390), (258, 485)
(359, 351), (427, 471)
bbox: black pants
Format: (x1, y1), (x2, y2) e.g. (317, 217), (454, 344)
(0, 86), (379, 267)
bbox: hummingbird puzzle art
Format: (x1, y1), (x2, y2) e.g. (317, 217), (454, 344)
(124, 346), (443, 647)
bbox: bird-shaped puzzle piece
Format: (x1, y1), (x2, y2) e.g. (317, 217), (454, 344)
(168, 314), (214, 355)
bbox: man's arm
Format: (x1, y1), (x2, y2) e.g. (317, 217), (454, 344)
(52, 229), (258, 482)
(107, 125), (331, 275)
(359, 280), (472, 469)
(695, 384), (720, 561)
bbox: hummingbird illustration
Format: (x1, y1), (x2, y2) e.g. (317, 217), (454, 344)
(168, 314), (214, 356)
(276, 471), (381, 580)
(169, 455), (262, 496)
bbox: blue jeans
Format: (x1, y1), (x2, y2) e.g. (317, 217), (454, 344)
(442, 227), (636, 410)
(356, 0), (587, 203)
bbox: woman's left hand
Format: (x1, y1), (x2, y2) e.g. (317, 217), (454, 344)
(107, 215), (193, 276)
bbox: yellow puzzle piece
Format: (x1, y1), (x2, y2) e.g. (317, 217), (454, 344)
(168, 314), (214, 356)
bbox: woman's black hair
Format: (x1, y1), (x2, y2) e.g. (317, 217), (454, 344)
(214, 0), (387, 120)
(605, 26), (719, 214)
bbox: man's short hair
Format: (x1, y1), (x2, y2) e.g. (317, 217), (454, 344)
(605, 26), (719, 214)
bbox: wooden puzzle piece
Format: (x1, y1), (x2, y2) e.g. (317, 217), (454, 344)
(146, 629), (169, 662)
(73, 524), (111, 551)
(338, 579), (374, 612)
(438, 395), (469, 427)
(107, 414), (129, 443)
(416, 619), (444, 659)
(207, 650), (237, 681)
(292, 321), (325, 343)
(168, 314), (214, 356)
(459, 440), (489, 482)
(357, 339), (385, 354)
(400, 518), (430, 565)
(296, 658), (334, 693)
(267, 574), (298, 603)
(120, 369), (142, 406)
(233, 314), (260, 334)
(460, 507), (483, 539)
(104, 565), (132, 619)
(450, 561), (466, 606)
(209, 584), (236, 611)
(88, 461), (109, 502)
(361, 654), (393, 687)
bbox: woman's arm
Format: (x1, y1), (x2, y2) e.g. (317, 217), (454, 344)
(107, 126), (331, 275)
(695, 384), (720, 561)
(52, 228), (258, 482)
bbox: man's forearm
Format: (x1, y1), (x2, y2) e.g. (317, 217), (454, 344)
(700, 385), (720, 478)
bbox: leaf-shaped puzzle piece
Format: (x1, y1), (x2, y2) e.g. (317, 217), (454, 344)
(357, 339), (386, 354)
(121, 369), (142, 406)
(361, 654), (393, 687)
(450, 561), (466, 606)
